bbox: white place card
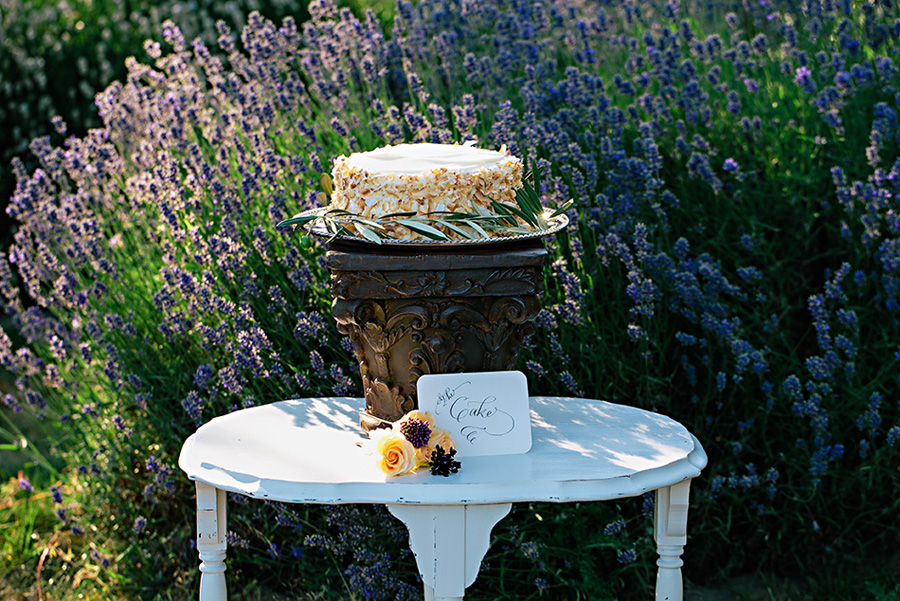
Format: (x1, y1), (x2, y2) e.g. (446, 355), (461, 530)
(416, 371), (531, 457)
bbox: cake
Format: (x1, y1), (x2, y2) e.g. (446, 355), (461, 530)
(329, 142), (523, 240)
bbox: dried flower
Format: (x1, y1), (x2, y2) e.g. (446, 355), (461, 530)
(429, 446), (461, 477)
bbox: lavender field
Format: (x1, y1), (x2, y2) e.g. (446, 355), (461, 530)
(2, 0), (899, 599)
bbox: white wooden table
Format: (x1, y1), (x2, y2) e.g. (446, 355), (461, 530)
(178, 396), (707, 601)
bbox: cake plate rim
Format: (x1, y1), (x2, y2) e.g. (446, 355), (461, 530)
(292, 206), (570, 248)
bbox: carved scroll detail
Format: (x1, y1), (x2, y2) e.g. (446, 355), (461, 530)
(331, 267), (542, 300)
(327, 245), (547, 431)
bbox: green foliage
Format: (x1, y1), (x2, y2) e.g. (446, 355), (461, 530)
(868, 582), (900, 601)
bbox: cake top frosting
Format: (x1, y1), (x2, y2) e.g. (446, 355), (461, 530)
(338, 142), (519, 176)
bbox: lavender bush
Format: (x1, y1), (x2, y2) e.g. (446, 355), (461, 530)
(2, 0), (900, 598)
(0, 0), (307, 239)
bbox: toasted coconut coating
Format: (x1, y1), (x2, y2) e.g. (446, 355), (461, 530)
(330, 143), (523, 240)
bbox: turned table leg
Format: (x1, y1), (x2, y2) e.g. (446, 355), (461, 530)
(195, 481), (228, 601)
(654, 479), (692, 601)
(387, 503), (511, 601)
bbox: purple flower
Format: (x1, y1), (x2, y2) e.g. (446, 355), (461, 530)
(559, 371), (581, 396)
(859, 439), (870, 458)
(309, 350), (325, 376)
(181, 391), (204, 423)
(535, 309), (558, 330)
(267, 542), (281, 559)
(627, 324), (647, 342)
(134, 516), (147, 534)
(18, 477), (33, 492)
(603, 519), (626, 535)
(617, 548), (637, 564)
(193, 364), (214, 389)
(888, 426), (900, 447)
(145, 455), (159, 472)
(794, 66), (816, 93)
(226, 530), (250, 549)
(525, 360), (546, 378)
(398, 417), (432, 448)
(294, 373), (310, 390)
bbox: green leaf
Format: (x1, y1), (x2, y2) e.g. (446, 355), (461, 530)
(441, 221), (476, 239)
(395, 220), (451, 240)
(470, 199), (492, 217)
(531, 162), (543, 203)
(380, 211), (418, 219)
(462, 219), (489, 238)
(517, 182), (543, 216)
(517, 180), (548, 229)
(492, 200), (536, 227)
(350, 217), (388, 230)
(515, 193), (543, 227)
(353, 222), (384, 244)
(439, 211), (479, 221)
(488, 201), (520, 227)
(549, 199), (574, 219)
(277, 213), (321, 228)
(321, 173), (333, 196)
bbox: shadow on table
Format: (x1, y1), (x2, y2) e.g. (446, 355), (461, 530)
(278, 396), (367, 437)
(529, 396), (694, 470)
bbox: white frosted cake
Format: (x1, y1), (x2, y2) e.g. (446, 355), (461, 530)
(330, 142), (523, 240)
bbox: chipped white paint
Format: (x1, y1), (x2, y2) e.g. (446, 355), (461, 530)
(179, 397), (707, 600)
(195, 481), (227, 601)
(654, 480), (692, 601)
(387, 503), (511, 600)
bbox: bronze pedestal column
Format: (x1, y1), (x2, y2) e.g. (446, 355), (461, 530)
(327, 240), (546, 431)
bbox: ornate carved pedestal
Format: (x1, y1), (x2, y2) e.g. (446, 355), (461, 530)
(327, 240), (546, 431)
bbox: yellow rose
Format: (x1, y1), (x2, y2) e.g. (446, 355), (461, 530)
(377, 432), (418, 477)
(428, 427), (456, 454)
(393, 410), (436, 432)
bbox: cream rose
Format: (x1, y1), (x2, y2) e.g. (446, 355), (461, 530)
(377, 432), (418, 477)
(415, 445), (433, 465)
(428, 427), (456, 454)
